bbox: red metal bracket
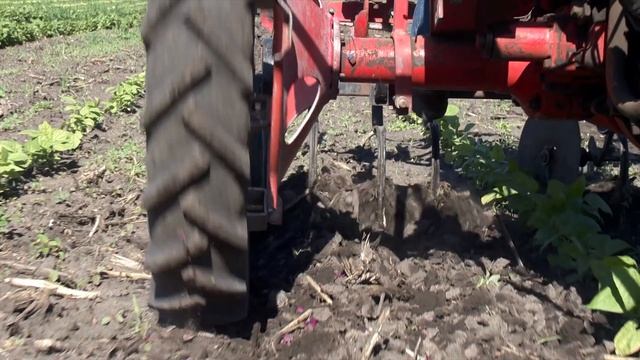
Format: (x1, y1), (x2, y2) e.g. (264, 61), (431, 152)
(269, 0), (338, 215)
(354, 0), (370, 37)
(392, 0), (412, 111)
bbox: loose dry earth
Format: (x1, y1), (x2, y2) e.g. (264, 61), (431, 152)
(1, 29), (639, 360)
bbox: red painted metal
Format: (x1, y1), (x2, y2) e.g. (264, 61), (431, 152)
(326, 0), (399, 25)
(263, 0), (638, 212)
(268, 5), (286, 211)
(260, 10), (274, 33)
(490, 24), (577, 67)
(268, 0), (337, 213)
(353, 0), (370, 37)
(340, 25), (605, 119)
(392, 0), (413, 110)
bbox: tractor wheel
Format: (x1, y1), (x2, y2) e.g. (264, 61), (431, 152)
(140, 0), (253, 325)
(517, 118), (582, 184)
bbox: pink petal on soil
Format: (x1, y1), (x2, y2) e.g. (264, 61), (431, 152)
(305, 316), (319, 331)
(280, 333), (294, 346)
(295, 306), (305, 314)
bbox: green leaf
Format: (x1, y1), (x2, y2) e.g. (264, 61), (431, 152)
(567, 177), (586, 200)
(546, 180), (567, 203)
(584, 193), (612, 216)
(444, 104), (460, 117)
(589, 256), (640, 314)
(587, 234), (630, 257)
(615, 320), (640, 356)
(588, 285), (625, 313)
(48, 270), (60, 283)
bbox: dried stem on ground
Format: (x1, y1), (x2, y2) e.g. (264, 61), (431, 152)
(361, 307), (391, 360)
(99, 269), (151, 281)
(304, 275), (333, 305)
(88, 215), (101, 238)
(4, 278), (99, 299)
(110, 254), (144, 271)
(0, 260), (76, 287)
(34, 339), (65, 353)
(274, 309), (313, 340)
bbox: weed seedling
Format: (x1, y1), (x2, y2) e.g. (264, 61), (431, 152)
(476, 270), (500, 288)
(32, 233), (65, 259)
(0, 206), (8, 232)
(131, 295), (149, 337)
(496, 120), (512, 138)
(104, 140), (146, 183)
(53, 190), (70, 204)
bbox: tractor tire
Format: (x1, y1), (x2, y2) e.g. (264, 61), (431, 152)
(140, 0), (253, 325)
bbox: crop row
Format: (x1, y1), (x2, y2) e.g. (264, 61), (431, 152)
(435, 106), (640, 356)
(0, 73), (146, 194)
(0, 0), (146, 47)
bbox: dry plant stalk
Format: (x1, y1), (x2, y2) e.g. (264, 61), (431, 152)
(0, 260), (75, 287)
(110, 254), (144, 271)
(361, 307), (390, 360)
(34, 339), (65, 353)
(99, 269), (151, 281)
(88, 215), (101, 238)
(4, 278), (98, 299)
(304, 275), (333, 305)
(275, 309), (313, 339)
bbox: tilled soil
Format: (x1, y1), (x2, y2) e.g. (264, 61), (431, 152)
(0, 29), (634, 360)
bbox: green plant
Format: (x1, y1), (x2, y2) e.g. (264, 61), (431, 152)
(588, 256), (640, 356)
(0, 85), (5, 98)
(22, 121), (82, 163)
(63, 96), (103, 134)
(0, 0), (146, 48)
(32, 233), (64, 259)
(131, 295), (148, 336)
(526, 178), (628, 279)
(0, 113), (23, 130)
(53, 190), (70, 204)
(104, 73), (145, 114)
(0, 101), (52, 131)
(104, 140), (145, 182)
(495, 119), (514, 143)
(436, 103), (640, 356)
(388, 112), (422, 132)
(0, 140), (30, 183)
(0, 206), (8, 232)
(476, 270), (501, 288)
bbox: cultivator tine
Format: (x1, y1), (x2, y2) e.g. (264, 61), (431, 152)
(428, 119), (441, 197)
(308, 121), (319, 189)
(373, 105), (386, 228)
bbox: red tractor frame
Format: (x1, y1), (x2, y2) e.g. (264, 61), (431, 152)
(249, 0), (640, 231)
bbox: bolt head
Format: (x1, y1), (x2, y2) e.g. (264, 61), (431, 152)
(395, 96), (409, 109)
